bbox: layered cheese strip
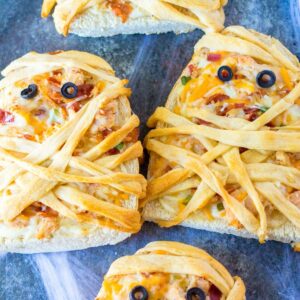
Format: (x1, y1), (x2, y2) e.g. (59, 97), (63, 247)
(41, 0), (227, 36)
(96, 241), (245, 300)
(144, 26), (300, 244)
(0, 50), (146, 240)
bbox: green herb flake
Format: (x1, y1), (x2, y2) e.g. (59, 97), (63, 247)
(53, 108), (60, 116)
(258, 106), (269, 113)
(115, 142), (124, 151)
(183, 195), (192, 205)
(217, 202), (224, 211)
(181, 76), (191, 86)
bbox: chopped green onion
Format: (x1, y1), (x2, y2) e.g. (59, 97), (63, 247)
(183, 195), (192, 205)
(115, 142), (124, 151)
(258, 105), (269, 112)
(53, 108), (60, 116)
(181, 76), (191, 85)
(217, 202), (224, 211)
(48, 108), (62, 125)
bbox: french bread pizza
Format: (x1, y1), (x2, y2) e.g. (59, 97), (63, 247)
(143, 26), (300, 249)
(96, 241), (246, 300)
(41, 0), (227, 37)
(0, 50), (146, 253)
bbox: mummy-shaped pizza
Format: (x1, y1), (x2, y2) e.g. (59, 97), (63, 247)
(0, 50), (146, 253)
(41, 0), (227, 37)
(143, 26), (300, 248)
(96, 241), (246, 300)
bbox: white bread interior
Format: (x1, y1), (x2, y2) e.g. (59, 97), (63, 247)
(143, 200), (300, 244)
(54, 5), (198, 37)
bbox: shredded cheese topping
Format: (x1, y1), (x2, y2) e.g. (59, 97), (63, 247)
(0, 50), (146, 240)
(96, 241), (246, 300)
(41, 0), (227, 36)
(144, 26), (300, 243)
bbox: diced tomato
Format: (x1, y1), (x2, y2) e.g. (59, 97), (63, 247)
(188, 64), (197, 75)
(107, 0), (133, 23)
(244, 107), (260, 121)
(102, 128), (112, 138)
(68, 84), (94, 112)
(195, 118), (211, 125)
(216, 102), (246, 116)
(207, 53), (221, 62)
(108, 148), (119, 155)
(208, 284), (222, 300)
(206, 93), (229, 104)
(0, 109), (14, 124)
(69, 101), (82, 112)
(47, 76), (61, 86)
(77, 83), (94, 98)
(33, 108), (46, 117)
(233, 103), (245, 109)
(124, 127), (139, 142)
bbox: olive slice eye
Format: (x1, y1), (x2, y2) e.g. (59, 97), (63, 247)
(129, 285), (148, 300)
(186, 287), (206, 300)
(61, 82), (78, 99)
(21, 84), (38, 99)
(217, 66), (233, 82)
(256, 70), (276, 88)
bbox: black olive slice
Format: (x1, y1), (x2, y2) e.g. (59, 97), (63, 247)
(186, 287), (206, 300)
(217, 66), (233, 82)
(21, 84), (38, 99)
(256, 70), (276, 88)
(61, 82), (78, 99)
(129, 285), (148, 300)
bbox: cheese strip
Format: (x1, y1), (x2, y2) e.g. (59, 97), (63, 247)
(55, 186), (141, 232)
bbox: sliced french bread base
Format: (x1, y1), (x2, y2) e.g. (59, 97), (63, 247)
(0, 229), (130, 254)
(63, 7), (197, 37)
(143, 200), (300, 245)
(0, 159), (139, 254)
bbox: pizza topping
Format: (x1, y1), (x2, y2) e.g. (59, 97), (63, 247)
(21, 84), (38, 99)
(124, 127), (139, 143)
(186, 287), (205, 300)
(33, 108), (47, 117)
(130, 286), (149, 300)
(256, 70), (276, 88)
(77, 83), (94, 98)
(217, 66), (233, 82)
(61, 82), (78, 99)
(0, 109), (14, 124)
(243, 106), (261, 121)
(208, 284), (222, 300)
(207, 53), (221, 62)
(181, 76), (192, 86)
(107, 0), (133, 23)
(115, 142), (124, 151)
(206, 93), (229, 104)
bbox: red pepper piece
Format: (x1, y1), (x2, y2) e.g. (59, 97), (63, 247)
(207, 53), (221, 62)
(0, 109), (14, 124)
(208, 284), (222, 300)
